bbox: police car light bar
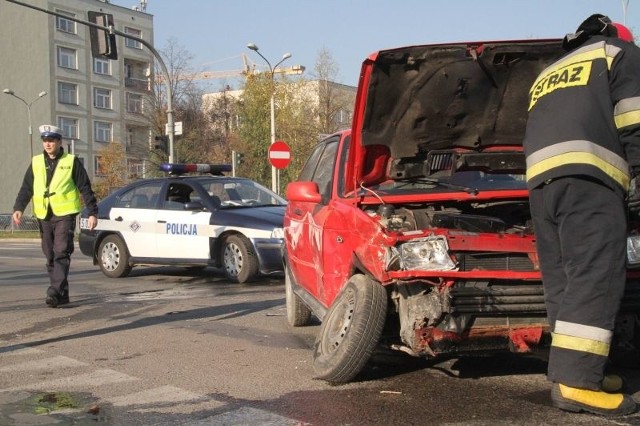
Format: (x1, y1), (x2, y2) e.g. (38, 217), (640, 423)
(160, 163), (232, 176)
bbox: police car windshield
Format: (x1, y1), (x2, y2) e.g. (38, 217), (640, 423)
(200, 179), (286, 209)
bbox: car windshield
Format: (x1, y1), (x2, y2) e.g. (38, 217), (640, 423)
(200, 178), (287, 208)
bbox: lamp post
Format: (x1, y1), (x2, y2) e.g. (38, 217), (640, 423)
(3, 88), (48, 158)
(247, 43), (292, 194)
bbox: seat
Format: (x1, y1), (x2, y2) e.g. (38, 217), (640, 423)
(130, 194), (149, 208)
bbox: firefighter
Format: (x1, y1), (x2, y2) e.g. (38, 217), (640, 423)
(524, 14), (640, 416)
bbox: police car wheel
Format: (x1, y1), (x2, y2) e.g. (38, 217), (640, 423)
(221, 234), (258, 283)
(98, 234), (132, 278)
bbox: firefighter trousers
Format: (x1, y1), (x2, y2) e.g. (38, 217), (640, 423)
(38, 215), (76, 298)
(529, 176), (627, 390)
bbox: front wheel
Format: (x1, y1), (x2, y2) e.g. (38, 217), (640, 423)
(222, 234), (259, 283)
(312, 274), (388, 383)
(98, 234), (132, 278)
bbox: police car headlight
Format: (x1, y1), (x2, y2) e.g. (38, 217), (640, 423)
(627, 235), (640, 267)
(271, 227), (284, 239)
(397, 236), (457, 271)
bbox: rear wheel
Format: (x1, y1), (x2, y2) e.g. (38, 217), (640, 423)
(285, 265), (312, 327)
(312, 274), (388, 383)
(98, 235), (132, 278)
(222, 234), (258, 283)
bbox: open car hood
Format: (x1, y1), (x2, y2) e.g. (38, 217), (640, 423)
(352, 39), (564, 162)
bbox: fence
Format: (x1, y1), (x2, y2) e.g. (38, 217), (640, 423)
(0, 214), (40, 233)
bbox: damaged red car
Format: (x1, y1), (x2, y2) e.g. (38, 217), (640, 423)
(283, 39), (640, 383)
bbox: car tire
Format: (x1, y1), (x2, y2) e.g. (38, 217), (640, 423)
(285, 265), (312, 327)
(222, 234), (258, 283)
(312, 274), (388, 383)
(98, 234), (132, 278)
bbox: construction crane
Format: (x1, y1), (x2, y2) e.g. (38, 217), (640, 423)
(155, 54), (305, 83)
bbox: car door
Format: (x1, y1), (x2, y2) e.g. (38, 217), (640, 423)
(286, 136), (341, 303)
(154, 181), (212, 260)
(108, 182), (163, 258)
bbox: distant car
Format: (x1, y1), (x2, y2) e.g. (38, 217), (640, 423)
(79, 163), (286, 283)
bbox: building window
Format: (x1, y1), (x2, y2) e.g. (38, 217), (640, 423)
(93, 58), (111, 75)
(124, 27), (142, 49)
(94, 87), (112, 109)
(94, 155), (106, 177)
(126, 93), (143, 113)
(57, 82), (78, 105)
(58, 117), (79, 139)
(94, 121), (112, 143)
(57, 46), (77, 69)
(55, 10), (76, 34)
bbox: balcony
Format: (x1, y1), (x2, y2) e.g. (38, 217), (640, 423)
(125, 77), (150, 92)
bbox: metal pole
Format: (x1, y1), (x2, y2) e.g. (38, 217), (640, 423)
(269, 89), (277, 193)
(26, 105), (33, 158)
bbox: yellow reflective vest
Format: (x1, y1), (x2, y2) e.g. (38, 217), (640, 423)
(32, 153), (82, 219)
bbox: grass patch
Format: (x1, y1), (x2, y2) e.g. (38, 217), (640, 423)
(0, 231), (40, 239)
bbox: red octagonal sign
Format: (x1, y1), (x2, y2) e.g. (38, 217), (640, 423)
(268, 140), (291, 169)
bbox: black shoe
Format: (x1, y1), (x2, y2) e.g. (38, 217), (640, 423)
(551, 383), (637, 416)
(45, 294), (59, 308)
(58, 295), (70, 306)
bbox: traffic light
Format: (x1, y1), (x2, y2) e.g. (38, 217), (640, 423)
(154, 136), (168, 153)
(88, 12), (118, 60)
(236, 152), (245, 165)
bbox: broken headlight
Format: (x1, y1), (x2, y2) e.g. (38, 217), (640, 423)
(396, 235), (457, 271)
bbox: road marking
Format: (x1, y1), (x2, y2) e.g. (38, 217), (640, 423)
(186, 407), (307, 425)
(108, 385), (209, 407)
(2, 369), (138, 392)
(0, 355), (86, 372)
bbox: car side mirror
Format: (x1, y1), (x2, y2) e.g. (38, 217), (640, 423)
(184, 201), (206, 211)
(286, 181), (322, 203)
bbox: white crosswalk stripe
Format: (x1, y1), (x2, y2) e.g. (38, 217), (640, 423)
(3, 369), (139, 392)
(0, 355), (86, 372)
(0, 349), (305, 424)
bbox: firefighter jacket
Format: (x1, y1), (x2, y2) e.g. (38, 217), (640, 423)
(524, 35), (640, 192)
(32, 153), (81, 219)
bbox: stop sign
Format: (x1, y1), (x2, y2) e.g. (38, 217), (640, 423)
(268, 140), (291, 169)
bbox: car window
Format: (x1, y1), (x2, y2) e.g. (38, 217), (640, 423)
(114, 182), (163, 209)
(312, 141), (339, 200)
(199, 179), (285, 208)
(162, 182), (195, 210)
(298, 141), (327, 181)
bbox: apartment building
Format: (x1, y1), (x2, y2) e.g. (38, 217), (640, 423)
(0, 0), (154, 213)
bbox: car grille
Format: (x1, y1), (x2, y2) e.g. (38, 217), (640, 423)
(456, 253), (535, 272)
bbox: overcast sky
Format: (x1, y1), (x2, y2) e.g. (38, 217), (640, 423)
(109, 0), (639, 89)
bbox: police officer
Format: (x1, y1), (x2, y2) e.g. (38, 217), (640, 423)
(524, 14), (640, 416)
(12, 125), (98, 308)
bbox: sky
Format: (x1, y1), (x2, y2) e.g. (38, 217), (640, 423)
(108, 0), (640, 89)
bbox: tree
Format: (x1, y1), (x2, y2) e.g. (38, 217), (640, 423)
(93, 141), (128, 199)
(313, 47), (352, 135)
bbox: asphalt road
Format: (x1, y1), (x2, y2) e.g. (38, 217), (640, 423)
(2, 239), (640, 425)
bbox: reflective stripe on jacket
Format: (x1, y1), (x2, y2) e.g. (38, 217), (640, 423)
(524, 37), (640, 191)
(32, 153), (81, 219)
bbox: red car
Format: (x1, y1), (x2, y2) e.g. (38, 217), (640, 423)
(283, 39), (640, 383)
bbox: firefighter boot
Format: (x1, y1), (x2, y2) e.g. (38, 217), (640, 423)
(551, 383), (637, 416)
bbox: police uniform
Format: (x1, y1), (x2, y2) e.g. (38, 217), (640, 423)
(12, 125), (98, 307)
(523, 15), (640, 415)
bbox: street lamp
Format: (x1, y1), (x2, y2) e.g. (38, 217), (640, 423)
(247, 43), (292, 194)
(3, 88), (48, 158)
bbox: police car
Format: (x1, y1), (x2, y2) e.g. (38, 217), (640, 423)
(79, 163), (286, 283)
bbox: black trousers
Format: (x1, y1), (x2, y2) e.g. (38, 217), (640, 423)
(38, 215), (76, 297)
(529, 176), (627, 390)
